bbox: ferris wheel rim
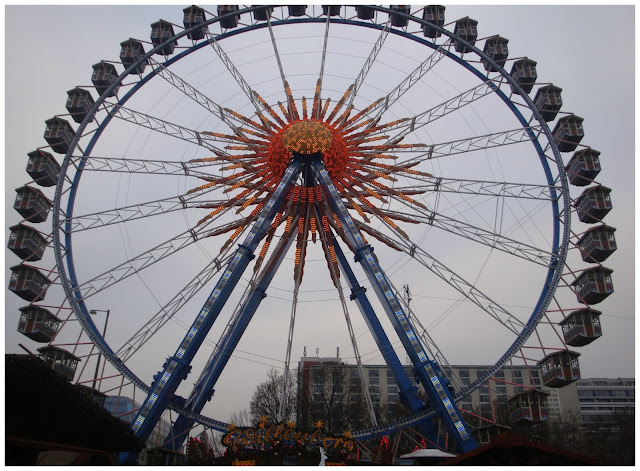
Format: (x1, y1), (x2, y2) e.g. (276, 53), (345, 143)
(49, 5), (572, 439)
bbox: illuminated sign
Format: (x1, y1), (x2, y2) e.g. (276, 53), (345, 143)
(222, 422), (354, 452)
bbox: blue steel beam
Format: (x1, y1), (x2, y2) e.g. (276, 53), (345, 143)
(119, 160), (303, 463)
(164, 210), (300, 450)
(312, 161), (477, 453)
(330, 233), (442, 446)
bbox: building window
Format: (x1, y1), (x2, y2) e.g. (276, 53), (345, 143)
(594, 390), (612, 397)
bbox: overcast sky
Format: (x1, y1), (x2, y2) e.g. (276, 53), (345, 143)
(4, 5), (635, 424)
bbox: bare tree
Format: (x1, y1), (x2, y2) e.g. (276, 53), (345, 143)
(299, 364), (372, 435)
(249, 368), (296, 424)
(228, 408), (251, 427)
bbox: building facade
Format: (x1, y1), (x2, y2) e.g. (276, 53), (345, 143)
(443, 364), (581, 421)
(575, 378), (635, 423)
(297, 357), (583, 430)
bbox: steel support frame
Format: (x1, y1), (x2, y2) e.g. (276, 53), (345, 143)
(74, 223), (214, 299)
(312, 161), (477, 453)
(345, 21), (390, 109)
(101, 100), (231, 157)
(119, 160), (303, 462)
(147, 57), (246, 135)
(116, 258), (226, 363)
(330, 233), (442, 446)
(164, 209), (300, 451)
(368, 40), (451, 124)
(396, 178), (555, 201)
(380, 206), (553, 267)
(397, 125), (542, 161)
(160, 161), (446, 450)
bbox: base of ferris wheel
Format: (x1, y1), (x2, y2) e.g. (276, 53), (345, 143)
(115, 153), (478, 464)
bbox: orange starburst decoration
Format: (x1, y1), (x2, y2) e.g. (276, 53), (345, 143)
(187, 79), (432, 285)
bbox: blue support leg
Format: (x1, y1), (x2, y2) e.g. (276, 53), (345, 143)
(163, 213), (300, 450)
(312, 161), (477, 454)
(118, 161), (303, 464)
(330, 233), (442, 446)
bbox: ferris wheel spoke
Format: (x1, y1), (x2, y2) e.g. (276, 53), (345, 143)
(146, 57), (249, 135)
(405, 244), (526, 334)
(71, 155), (226, 178)
(377, 125), (543, 162)
(101, 100), (233, 157)
(319, 228), (379, 427)
(373, 77), (505, 141)
(204, 30), (266, 117)
(345, 20), (391, 109)
(266, 14), (291, 100)
(390, 178), (557, 201)
(358, 195), (553, 266)
(116, 254), (231, 363)
(358, 217), (526, 334)
(278, 212), (309, 421)
(423, 211), (552, 266)
(65, 196), (187, 232)
(73, 221), (224, 300)
(62, 187), (235, 232)
(315, 12), (331, 104)
(367, 40), (453, 124)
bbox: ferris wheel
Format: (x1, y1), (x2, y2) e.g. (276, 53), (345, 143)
(9, 5), (616, 458)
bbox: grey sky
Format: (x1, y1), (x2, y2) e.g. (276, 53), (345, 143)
(4, 5), (635, 425)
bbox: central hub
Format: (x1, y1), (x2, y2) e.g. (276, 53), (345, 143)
(268, 119), (348, 179)
(282, 120), (333, 155)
